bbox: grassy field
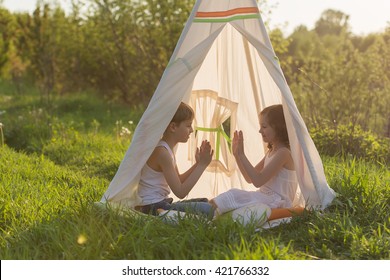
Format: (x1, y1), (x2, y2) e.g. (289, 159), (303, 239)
(0, 83), (389, 260)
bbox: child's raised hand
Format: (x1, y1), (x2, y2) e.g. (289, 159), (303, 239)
(195, 147), (200, 163)
(195, 140), (207, 162)
(232, 130), (244, 156)
(195, 140), (211, 161)
(197, 140), (214, 166)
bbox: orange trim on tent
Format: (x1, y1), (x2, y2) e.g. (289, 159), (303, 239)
(195, 7), (259, 18)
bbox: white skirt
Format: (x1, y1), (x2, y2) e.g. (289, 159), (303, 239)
(213, 188), (285, 214)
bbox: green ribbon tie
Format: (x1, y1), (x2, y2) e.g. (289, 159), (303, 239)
(195, 126), (231, 160)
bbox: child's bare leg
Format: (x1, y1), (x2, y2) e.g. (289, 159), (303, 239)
(267, 207), (304, 221)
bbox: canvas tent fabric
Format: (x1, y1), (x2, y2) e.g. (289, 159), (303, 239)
(101, 0), (336, 210)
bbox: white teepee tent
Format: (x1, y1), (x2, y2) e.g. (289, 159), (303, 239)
(101, 0), (336, 210)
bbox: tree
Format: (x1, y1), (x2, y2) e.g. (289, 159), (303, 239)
(78, 0), (193, 105)
(0, 8), (30, 94)
(0, 8), (13, 77)
(17, 3), (68, 104)
(314, 9), (350, 37)
(285, 17), (390, 137)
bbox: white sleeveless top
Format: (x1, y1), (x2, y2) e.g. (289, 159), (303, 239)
(213, 150), (299, 214)
(137, 140), (175, 205)
(259, 152), (298, 207)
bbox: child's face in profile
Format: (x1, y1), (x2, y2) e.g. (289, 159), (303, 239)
(175, 119), (194, 143)
(259, 115), (276, 144)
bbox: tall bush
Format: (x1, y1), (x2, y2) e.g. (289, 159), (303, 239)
(310, 123), (390, 163)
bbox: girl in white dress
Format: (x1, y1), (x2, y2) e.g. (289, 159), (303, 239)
(210, 104), (304, 221)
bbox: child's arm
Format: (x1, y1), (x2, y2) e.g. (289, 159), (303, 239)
(232, 131), (264, 183)
(232, 130), (250, 182)
(178, 140), (210, 183)
(234, 155), (253, 183)
(236, 147), (291, 188)
(159, 141), (213, 199)
(237, 157), (265, 183)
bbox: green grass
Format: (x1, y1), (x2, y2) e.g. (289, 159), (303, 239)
(0, 81), (389, 259)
